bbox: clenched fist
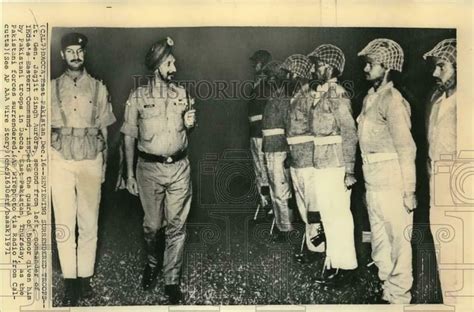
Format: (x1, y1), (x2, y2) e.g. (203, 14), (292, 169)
(184, 109), (196, 128)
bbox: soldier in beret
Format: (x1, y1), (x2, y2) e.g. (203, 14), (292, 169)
(51, 32), (116, 305)
(121, 37), (196, 304)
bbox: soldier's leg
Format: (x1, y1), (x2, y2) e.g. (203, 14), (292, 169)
(266, 152), (293, 232)
(136, 161), (166, 269)
(76, 153), (103, 278)
(366, 189), (393, 283)
(378, 188), (413, 304)
(51, 149), (78, 279)
(314, 167), (356, 270)
(290, 167), (307, 224)
(163, 158), (192, 286)
(250, 138), (270, 201)
(429, 172), (463, 304)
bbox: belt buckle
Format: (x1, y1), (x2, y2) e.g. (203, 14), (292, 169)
(165, 156), (173, 164)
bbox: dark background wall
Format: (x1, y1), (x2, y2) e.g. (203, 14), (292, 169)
(51, 27), (455, 220)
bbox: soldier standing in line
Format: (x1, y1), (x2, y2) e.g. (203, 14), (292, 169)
(357, 39), (417, 303)
(51, 32), (116, 305)
(248, 50), (273, 215)
(260, 60), (294, 234)
(281, 54), (324, 248)
(423, 39), (459, 304)
(121, 37), (196, 304)
(307, 44), (358, 283)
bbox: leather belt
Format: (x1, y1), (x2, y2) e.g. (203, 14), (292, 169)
(138, 149), (187, 164)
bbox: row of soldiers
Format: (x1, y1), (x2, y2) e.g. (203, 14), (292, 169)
(247, 38), (457, 304)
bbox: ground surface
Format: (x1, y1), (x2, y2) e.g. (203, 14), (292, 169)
(52, 184), (442, 306)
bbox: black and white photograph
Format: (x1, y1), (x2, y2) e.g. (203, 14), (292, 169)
(47, 25), (465, 307)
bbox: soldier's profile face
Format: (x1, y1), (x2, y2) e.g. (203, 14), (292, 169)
(158, 54), (176, 81)
(363, 58), (385, 81)
(316, 61), (331, 82)
(61, 45), (85, 71)
(254, 61), (263, 73)
(432, 57), (455, 85)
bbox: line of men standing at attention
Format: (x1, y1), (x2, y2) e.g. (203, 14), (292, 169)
(50, 31), (457, 306)
(247, 38), (457, 304)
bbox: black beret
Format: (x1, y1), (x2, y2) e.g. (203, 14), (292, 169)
(145, 37), (174, 70)
(249, 50), (272, 65)
(61, 32), (88, 50)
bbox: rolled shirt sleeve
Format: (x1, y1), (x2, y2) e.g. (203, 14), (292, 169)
(97, 84), (117, 128)
(386, 94), (417, 194)
(120, 90), (139, 138)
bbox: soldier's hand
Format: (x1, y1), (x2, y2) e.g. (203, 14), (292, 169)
(344, 173), (357, 189)
(126, 176), (139, 196)
(184, 109), (196, 128)
(403, 192), (417, 213)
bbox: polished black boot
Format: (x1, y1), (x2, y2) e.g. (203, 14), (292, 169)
(62, 278), (79, 306)
(165, 284), (183, 304)
(142, 263), (159, 290)
(78, 276), (94, 299)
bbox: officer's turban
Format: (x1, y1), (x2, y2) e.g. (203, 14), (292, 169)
(61, 32), (88, 50)
(280, 54), (313, 80)
(358, 38), (404, 72)
(423, 38), (456, 65)
(145, 37), (174, 70)
(308, 44), (346, 75)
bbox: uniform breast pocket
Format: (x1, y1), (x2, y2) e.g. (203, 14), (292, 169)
(138, 107), (161, 142)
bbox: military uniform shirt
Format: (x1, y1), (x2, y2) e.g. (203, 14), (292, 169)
(121, 80), (189, 156)
(285, 84), (315, 168)
(310, 79), (358, 174)
(357, 81), (416, 194)
(51, 70), (116, 128)
(262, 89), (289, 153)
(248, 79), (268, 138)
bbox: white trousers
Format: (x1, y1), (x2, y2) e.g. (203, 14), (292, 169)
(429, 164), (463, 305)
(51, 148), (102, 278)
(363, 159), (413, 304)
(264, 152), (293, 232)
(313, 167), (357, 270)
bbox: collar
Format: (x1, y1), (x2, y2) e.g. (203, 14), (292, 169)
(368, 80), (393, 96)
(63, 68), (88, 83)
(316, 77), (338, 92)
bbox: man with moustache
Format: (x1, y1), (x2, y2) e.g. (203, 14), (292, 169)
(121, 37), (196, 304)
(423, 38), (459, 304)
(280, 54), (325, 247)
(357, 39), (417, 304)
(51, 32), (116, 305)
(248, 50), (273, 216)
(357, 39), (417, 303)
(307, 44), (358, 283)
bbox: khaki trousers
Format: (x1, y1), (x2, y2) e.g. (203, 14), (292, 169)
(137, 157), (192, 285)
